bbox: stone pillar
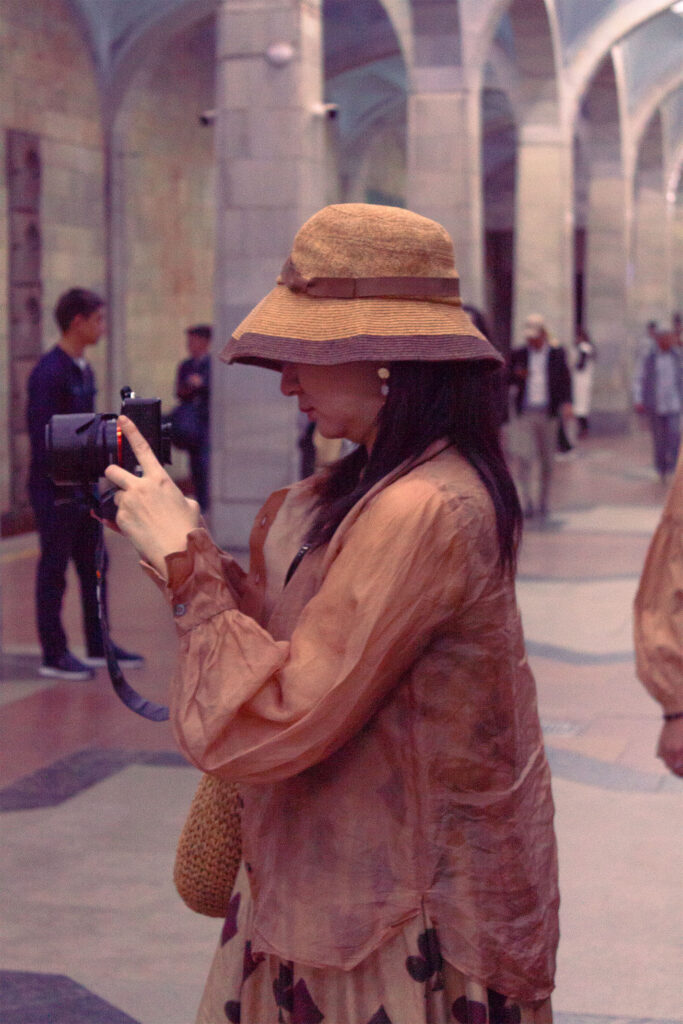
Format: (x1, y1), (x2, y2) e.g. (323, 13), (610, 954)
(583, 160), (630, 426)
(632, 171), (668, 329)
(211, 0), (326, 549)
(512, 126), (574, 349)
(406, 77), (484, 307)
(665, 177), (682, 317)
(671, 195), (683, 314)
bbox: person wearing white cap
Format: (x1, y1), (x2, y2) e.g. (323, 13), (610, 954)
(507, 314), (573, 520)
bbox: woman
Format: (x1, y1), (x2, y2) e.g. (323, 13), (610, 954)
(572, 327), (596, 437)
(107, 205), (559, 1024)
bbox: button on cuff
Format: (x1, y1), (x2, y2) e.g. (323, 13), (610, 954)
(173, 602), (187, 617)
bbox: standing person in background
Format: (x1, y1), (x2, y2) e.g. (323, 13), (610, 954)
(672, 312), (681, 348)
(634, 444), (683, 776)
(173, 324), (212, 511)
(633, 329), (682, 482)
(506, 313), (573, 521)
(27, 288), (143, 679)
(637, 320), (659, 360)
(572, 326), (597, 437)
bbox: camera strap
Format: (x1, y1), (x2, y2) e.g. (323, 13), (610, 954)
(95, 525), (170, 722)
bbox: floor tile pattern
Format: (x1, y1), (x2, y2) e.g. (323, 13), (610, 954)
(1, 431), (681, 1023)
(0, 971), (140, 1024)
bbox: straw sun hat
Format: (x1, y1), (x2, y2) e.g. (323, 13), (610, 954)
(221, 204), (502, 370)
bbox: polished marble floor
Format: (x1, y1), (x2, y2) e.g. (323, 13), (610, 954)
(1, 426), (681, 1024)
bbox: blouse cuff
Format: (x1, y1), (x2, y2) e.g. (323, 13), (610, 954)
(141, 528), (240, 634)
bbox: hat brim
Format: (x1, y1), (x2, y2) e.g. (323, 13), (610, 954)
(221, 284), (503, 370)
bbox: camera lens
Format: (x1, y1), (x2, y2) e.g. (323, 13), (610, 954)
(45, 413), (119, 484)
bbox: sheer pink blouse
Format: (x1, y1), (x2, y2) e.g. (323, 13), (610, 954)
(149, 442), (559, 1002)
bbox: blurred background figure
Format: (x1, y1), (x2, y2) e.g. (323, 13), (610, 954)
(672, 312), (682, 348)
(572, 326), (597, 437)
(506, 313), (573, 522)
(634, 445), (683, 777)
(171, 324), (212, 511)
(27, 287), (142, 680)
(637, 320), (659, 360)
(632, 328), (682, 481)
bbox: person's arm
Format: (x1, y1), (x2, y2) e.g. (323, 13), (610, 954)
(507, 349), (526, 386)
(634, 451), (683, 775)
(163, 479), (474, 784)
(105, 418), (479, 785)
(27, 359), (61, 475)
(175, 360), (198, 401)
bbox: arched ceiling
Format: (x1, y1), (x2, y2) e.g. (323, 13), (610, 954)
(324, 0), (403, 75)
(619, 7), (683, 114)
(554, 0), (621, 54)
(71, 0), (187, 68)
(67, 0), (682, 166)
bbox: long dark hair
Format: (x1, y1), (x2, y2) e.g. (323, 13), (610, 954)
(304, 360), (522, 574)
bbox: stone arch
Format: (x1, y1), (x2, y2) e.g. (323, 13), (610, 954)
(60, 0), (105, 98)
(574, 53), (630, 428)
(105, 0), (217, 125)
(404, 1), (485, 303)
(632, 110), (667, 326)
(482, 86), (517, 354)
(110, 9), (217, 437)
(668, 146), (683, 319)
(323, 0), (408, 205)
(375, 0), (413, 69)
(474, 0), (562, 116)
(409, 0), (463, 72)
(566, 0), (675, 126)
(481, 1), (572, 347)
(632, 78), (683, 175)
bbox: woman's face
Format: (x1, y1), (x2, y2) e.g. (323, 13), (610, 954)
(280, 361), (384, 448)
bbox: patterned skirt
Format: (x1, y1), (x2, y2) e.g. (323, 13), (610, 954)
(195, 868), (553, 1024)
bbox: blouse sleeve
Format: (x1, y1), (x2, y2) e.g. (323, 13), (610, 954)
(634, 451), (683, 713)
(163, 478), (481, 784)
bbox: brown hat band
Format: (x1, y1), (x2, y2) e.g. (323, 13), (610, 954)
(278, 257), (461, 302)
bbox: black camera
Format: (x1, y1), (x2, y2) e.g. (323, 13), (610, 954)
(46, 387), (172, 485)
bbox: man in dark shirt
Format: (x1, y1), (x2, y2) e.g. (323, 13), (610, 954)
(173, 324), (211, 510)
(506, 313), (573, 521)
(27, 288), (143, 679)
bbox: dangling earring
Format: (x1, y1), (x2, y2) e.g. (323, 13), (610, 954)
(378, 366), (390, 397)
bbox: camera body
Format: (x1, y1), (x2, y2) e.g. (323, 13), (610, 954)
(46, 387), (172, 485)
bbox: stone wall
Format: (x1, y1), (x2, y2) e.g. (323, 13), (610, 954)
(0, 0), (105, 521)
(116, 16), (216, 418)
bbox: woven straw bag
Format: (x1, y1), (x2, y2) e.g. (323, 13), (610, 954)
(173, 774), (242, 917)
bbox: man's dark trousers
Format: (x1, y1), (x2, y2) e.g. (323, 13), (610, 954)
(31, 487), (107, 663)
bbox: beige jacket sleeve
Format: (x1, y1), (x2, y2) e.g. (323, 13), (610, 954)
(155, 477), (479, 783)
(634, 446), (683, 713)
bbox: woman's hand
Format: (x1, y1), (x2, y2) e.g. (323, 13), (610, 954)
(104, 415), (201, 579)
(657, 717), (683, 777)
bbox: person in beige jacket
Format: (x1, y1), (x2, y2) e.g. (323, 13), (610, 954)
(105, 205), (559, 1024)
(634, 444), (683, 776)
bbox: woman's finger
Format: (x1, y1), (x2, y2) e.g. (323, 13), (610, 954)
(104, 463), (138, 489)
(117, 415), (163, 474)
